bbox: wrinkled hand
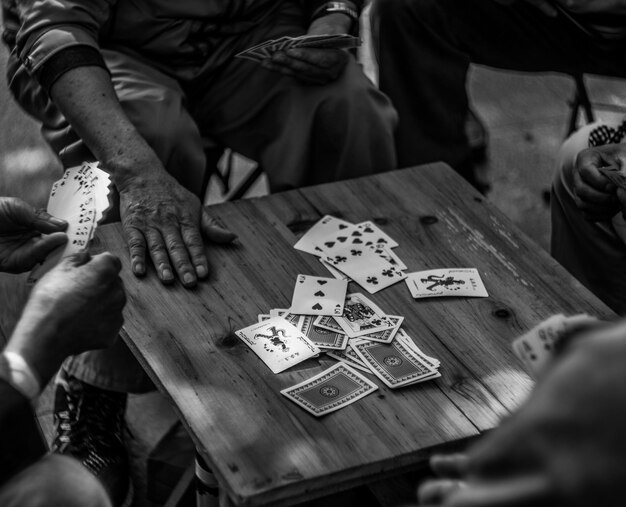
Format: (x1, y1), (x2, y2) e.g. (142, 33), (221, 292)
(262, 13), (351, 85)
(572, 144), (625, 221)
(419, 320), (626, 507)
(119, 172), (236, 288)
(0, 197), (68, 273)
(6, 252), (126, 384)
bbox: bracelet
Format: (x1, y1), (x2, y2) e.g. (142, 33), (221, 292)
(311, 2), (360, 30)
(1, 352), (41, 400)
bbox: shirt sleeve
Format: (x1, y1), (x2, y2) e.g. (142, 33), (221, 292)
(13, 0), (116, 92)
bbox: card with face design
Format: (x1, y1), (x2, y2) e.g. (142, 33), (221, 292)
(324, 245), (406, 294)
(280, 362), (377, 417)
(332, 293), (396, 338)
(290, 275), (348, 316)
(235, 317), (320, 374)
(405, 268), (488, 298)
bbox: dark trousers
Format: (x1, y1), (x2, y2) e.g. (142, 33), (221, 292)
(372, 0), (626, 177)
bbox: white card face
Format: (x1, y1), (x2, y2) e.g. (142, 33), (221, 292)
(333, 293), (395, 338)
(299, 315), (348, 350)
(351, 339), (439, 389)
(356, 221), (399, 248)
(319, 258), (350, 281)
(290, 275), (348, 316)
(360, 315), (404, 343)
(405, 268), (488, 298)
(235, 317), (320, 374)
(280, 362), (377, 417)
(368, 244), (407, 271)
(294, 215), (356, 256)
(324, 245), (406, 294)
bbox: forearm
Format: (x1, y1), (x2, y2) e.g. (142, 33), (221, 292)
(48, 65), (163, 190)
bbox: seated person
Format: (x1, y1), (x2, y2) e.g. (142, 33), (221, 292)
(371, 0), (626, 184)
(417, 318), (626, 507)
(551, 119), (626, 315)
(1, 1), (398, 491)
(0, 196), (126, 507)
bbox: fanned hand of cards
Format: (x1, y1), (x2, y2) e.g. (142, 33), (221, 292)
(294, 215), (407, 294)
(236, 34), (361, 63)
(28, 162), (112, 284)
(512, 313), (598, 379)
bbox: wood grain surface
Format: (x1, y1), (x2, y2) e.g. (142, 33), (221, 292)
(0, 164), (616, 506)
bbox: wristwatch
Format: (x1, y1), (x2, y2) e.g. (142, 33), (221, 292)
(311, 2), (360, 35)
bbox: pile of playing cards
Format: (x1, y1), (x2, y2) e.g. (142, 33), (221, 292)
(237, 284), (441, 417)
(405, 268), (489, 299)
(28, 162), (111, 284)
(294, 215), (407, 294)
(236, 34), (360, 63)
(512, 313), (598, 379)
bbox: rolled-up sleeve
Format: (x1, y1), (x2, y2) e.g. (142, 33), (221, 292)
(14, 0), (116, 92)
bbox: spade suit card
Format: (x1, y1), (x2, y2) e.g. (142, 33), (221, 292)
(289, 275), (348, 316)
(280, 362), (377, 417)
(356, 221), (399, 248)
(406, 268), (488, 298)
(235, 317), (320, 374)
(294, 215), (356, 256)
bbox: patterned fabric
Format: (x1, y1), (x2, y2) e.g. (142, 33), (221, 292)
(588, 119), (626, 147)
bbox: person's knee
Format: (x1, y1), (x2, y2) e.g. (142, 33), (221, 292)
(0, 455), (111, 507)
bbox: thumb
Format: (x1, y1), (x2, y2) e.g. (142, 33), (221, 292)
(32, 209), (68, 234)
(201, 210), (237, 244)
(63, 250), (92, 268)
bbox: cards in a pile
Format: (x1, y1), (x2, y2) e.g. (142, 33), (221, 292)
(28, 162), (111, 284)
(236, 34), (361, 63)
(405, 268), (488, 299)
(294, 215), (407, 294)
(280, 362), (377, 417)
(289, 274), (348, 316)
(599, 164), (626, 189)
(512, 313), (598, 379)
(235, 317), (320, 374)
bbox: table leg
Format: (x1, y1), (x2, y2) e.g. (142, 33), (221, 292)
(195, 453), (219, 507)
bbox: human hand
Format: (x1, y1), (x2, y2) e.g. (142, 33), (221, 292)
(0, 197), (68, 273)
(262, 13), (351, 85)
(572, 144), (626, 221)
(6, 252), (126, 385)
(118, 171), (236, 288)
(419, 319), (626, 507)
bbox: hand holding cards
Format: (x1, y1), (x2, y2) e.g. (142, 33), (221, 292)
(236, 34), (360, 63)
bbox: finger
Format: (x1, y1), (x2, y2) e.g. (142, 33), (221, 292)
(162, 226), (197, 288)
(576, 150), (616, 192)
(271, 52), (330, 81)
(575, 179), (619, 204)
(201, 211), (237, 244)
(26, 232), (68, 265)
(261, 60), (327, 85)
(64, 250), (92, 267)
(32, 208), (68, 233)
(125, 226), (147, 277)
(418, 479), (465, 505)
(441, 474), (552, 507)
(145, 228), (175, 284)
(90, 251), (123, 274)
(180, 223), (209, 279)
(284, 48), (345, 68)
(430, 454), (470, 479)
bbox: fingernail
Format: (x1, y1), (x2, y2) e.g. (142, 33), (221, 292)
(183, 272), (195, 285)
(49, 216), (67, 227)
(162, 268), (173, 281)
(134, 262), (145, 275)
(196, 265), (208, 278)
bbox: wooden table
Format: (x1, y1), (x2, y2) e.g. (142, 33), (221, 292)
(0, 163), (616, 506)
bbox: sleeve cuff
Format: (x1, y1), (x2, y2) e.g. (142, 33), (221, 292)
(39, 45), (107, 94)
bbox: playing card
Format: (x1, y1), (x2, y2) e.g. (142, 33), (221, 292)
(324, 245), (406, 294)
(319, 258), (350, 281)
(280, 362), (377, 417)
(356, 221), (399, 248)
(351, 339), (439, 389)
(405, 268), (488, 298)
(599, 165), (626, 189)
(235, 317), (319, 374)
(258, 314), (271, 322)
(294, 215), (357, 256)
(289, 275), (348, 316)
(368, 244), (406, 271)
(333, 293), (395, 338)
(313, 315), (344, 334)
(359, 316), (404, 344)
(269, 309), (301, 326)
(395, 329), (441, 370)
(299, 315), (348, 350)
(325, 350), (371, 373)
